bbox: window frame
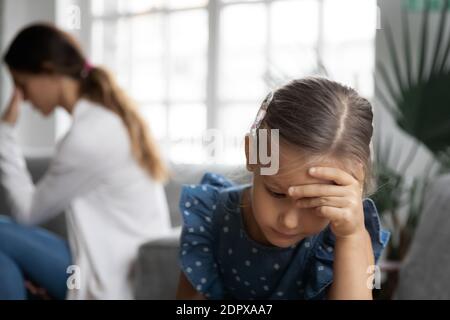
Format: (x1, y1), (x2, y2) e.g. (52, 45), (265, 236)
(67, 0), (375, 164)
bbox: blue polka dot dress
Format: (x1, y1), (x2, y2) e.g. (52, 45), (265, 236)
(178, 172), (390, 300)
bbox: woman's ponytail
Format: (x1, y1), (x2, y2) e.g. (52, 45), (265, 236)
(81, 66), (169, 182)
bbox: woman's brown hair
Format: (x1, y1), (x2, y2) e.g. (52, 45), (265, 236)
(261, 77), (374, 195)
(3, 23), (169, 182)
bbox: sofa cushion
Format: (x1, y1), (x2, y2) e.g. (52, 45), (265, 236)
(133, 227), (181, 299)
(394, 174), (450, 299)
(164, 162), (250, 228)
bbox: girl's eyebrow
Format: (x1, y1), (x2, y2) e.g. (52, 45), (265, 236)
(265, 176), (336, 191)
(263, 177), (286, 190)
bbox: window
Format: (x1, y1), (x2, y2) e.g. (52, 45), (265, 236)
(80, 0), (377, 164)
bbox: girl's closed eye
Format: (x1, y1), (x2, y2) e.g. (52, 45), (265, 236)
(264, 184), (286, 199)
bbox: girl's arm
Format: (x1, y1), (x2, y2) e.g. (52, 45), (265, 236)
(326, 229), (375, 300)
(176, 271), (206, 300)
(289, 165), (376, 300)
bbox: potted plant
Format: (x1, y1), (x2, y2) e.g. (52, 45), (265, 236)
(373, 0), (450, 298)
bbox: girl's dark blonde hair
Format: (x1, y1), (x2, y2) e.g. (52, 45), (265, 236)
(261, 77), (374, 195)
(3, 23), (168, 182)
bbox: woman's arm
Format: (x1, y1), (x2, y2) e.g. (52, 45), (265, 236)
(0, 90), (39, 223)
(0, 122), (36, 221)
(0, 121), (106, 225)
(176, 272), (206, 300)
(327, 229), (374, 300)
(0, 91), (110, 225)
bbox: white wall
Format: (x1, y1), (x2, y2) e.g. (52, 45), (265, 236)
(0, 0), (57, 154)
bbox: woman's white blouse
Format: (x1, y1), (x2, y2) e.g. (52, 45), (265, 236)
(0, 99), (172, 299)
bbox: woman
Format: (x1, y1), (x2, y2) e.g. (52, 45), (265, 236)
(0, 23), (172, 299)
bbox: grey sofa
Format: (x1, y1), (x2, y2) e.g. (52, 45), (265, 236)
(393, 174), (450, 299)
(4, 157), (450, 299)
(0, 155), (249, 299)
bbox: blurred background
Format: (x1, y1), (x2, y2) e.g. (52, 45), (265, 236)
(1, 0), (450, 299)
(0, 0), (378, 164)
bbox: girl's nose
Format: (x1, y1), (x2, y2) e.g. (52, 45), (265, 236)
(281, 209), (299, 230)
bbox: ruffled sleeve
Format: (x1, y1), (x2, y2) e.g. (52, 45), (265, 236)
(178, 172), (234, 299)
(302, 198), (391, 300)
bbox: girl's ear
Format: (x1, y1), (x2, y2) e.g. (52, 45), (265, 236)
(244, 133), (257, 173)
(355, 161), (365, 183)
(349, 160), (365, 188)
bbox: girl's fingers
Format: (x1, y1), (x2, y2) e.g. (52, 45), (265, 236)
(308, 166), (356, 186)
(288, 183), (347, 199)
(314, 205), (346, 222)
(296, 196), (350, 209)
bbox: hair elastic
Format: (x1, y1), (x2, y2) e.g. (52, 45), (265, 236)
(80, 60), (94, 79)
(250, 91), (274, 132)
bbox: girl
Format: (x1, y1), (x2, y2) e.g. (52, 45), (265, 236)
(176, 77), (390, 300)
(0, 23), (171, 299)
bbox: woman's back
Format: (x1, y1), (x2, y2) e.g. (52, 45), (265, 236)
(61, 99), (171, 299)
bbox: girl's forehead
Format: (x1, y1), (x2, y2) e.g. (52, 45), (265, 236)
(263, 148), (348, 188)
(262, 165), (333, 189)
(278, 145), (340, 171)
(279, 141), (353, 167)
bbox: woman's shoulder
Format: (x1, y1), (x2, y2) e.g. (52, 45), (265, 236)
(72, 99), (125, 133)
(59, 99), (129, 160)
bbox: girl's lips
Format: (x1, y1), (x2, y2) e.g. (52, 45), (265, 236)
(271, 228), (298, 239)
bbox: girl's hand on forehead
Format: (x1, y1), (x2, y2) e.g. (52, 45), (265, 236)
(288, 163), (366, 239)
